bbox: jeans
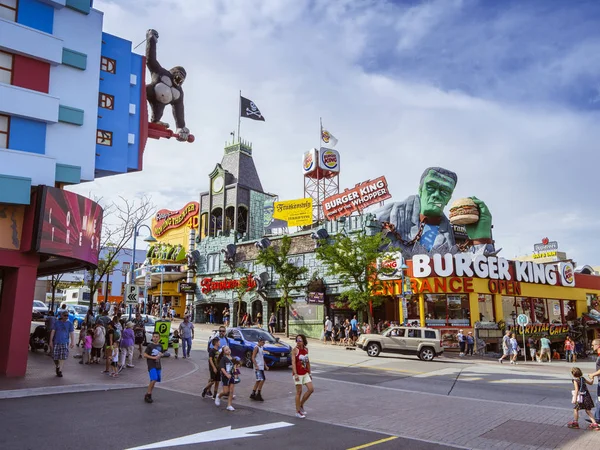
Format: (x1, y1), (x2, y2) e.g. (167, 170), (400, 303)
(182, 337), (192, 357)
(565, 350), (573, 362)
(467, 343), (474, 355)
(459, 342), (466, 354)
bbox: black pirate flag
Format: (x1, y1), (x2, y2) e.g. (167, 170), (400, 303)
(240, 96), (265, 121)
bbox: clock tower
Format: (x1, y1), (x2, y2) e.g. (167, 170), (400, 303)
(199, 138), (273, 241)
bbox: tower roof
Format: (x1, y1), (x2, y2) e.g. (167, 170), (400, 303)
(221, 139), (264, 192)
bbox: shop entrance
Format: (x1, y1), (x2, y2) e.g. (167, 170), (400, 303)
(251, 299), (263, 326)
(201, 302), (228, 325)
(233, 301), (247, 327)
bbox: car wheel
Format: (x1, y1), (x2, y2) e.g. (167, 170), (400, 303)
(73, 319), (79, 329)
(244, 351), (253, 369)
(419, 347), (435, 361)
(366, 342), (381, 357)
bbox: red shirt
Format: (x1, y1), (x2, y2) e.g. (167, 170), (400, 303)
(295, 347), (309, 376)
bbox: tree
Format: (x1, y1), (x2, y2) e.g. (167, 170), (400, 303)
(86, 195), (154, 310)
(255, 235), (308, 337)
(315, 230), (390, 330)
(233, 267), (250, 327)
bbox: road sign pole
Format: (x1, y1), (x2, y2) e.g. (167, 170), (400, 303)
(522, 328), (526, 362)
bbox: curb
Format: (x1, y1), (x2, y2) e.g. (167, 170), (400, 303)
(0, 383), (145, 400)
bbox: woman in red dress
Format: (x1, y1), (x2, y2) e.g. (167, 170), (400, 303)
(291, 334), (314, 418)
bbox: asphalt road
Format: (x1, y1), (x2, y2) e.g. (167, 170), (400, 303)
(0, 388), (459, 450)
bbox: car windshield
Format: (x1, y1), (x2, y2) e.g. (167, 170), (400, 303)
(144, 317), (155, 326)
(241, 329), (277, 344)
(33, 301), (46, 307)
(73, 306), (88, 314)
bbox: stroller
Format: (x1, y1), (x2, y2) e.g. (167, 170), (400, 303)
(29, 325), (49, 353)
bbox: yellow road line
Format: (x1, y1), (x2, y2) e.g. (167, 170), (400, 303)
(347, 436), (398, 450)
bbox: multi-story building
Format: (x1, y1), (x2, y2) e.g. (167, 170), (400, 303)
(0, 0), (148, 376)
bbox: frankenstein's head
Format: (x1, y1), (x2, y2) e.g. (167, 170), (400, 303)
(418, 167), (458, 217)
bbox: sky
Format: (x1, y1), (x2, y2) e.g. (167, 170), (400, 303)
(69, 0), (600, 265)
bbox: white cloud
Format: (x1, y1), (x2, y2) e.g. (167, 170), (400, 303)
(70, 0), (600, 263)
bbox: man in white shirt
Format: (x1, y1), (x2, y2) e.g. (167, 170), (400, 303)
(324, 317), (333, 344)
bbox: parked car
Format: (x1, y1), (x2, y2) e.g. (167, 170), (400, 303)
(219, 327), (292, 369)
(142, 315), (174, 346)
(356, 326), (444, 361)
(32, 300), (49, 320)
(55, 305), (88, 329)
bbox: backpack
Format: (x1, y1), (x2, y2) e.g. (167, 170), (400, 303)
(113, 328), (121, 341)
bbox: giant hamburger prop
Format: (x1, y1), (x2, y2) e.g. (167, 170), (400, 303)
(449, 198), (479, 225)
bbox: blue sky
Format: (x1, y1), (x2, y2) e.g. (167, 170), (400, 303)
(72, 0), (600, 265)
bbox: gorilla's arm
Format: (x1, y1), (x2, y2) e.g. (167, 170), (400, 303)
(146, 30), (164, 75)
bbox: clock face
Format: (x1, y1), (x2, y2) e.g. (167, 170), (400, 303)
(212, 175), (224, 193)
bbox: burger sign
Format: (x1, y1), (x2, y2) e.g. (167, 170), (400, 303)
(319, 148), (340, 172)
(377, 252), (405, 280)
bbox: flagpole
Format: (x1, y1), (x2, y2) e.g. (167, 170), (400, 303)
(318, 117), (322, 223)
(237, 90), (241, 143)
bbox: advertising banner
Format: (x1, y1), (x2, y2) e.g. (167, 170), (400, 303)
(263, 197), (288, 233)
(152, 201), (199, 237)
(36, 186), (103, 266)
(322, 176), (392, 220)
(272, 198), (313, 227)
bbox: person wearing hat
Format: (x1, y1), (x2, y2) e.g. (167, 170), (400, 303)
(466, 331), (475, 356)
(250, 336), (268, 401)
(457, 329), (465, 356)
(119, 322), (136, 370)
(49, 310), (75, 377)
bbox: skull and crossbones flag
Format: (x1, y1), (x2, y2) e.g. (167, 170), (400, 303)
(240, 96), (265, 121)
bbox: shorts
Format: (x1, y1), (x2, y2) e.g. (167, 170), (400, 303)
(255, 369), (266, 381)
(209, 368), (221, 382)
(52, 343), (69, 360)
(502, 347), (512, 356)
(111, 361), (118, 367)
(222, 375), (232, 387)
(294, 373), (312, 385)
(172, 343), (179, 349)
(148, 368), (162, 382)
(325, 331), (332, 339)
(135, 336), (144, 345)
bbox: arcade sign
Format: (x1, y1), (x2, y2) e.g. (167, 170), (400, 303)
(323, 176), (392, 220)
(152, 201), (199, 237)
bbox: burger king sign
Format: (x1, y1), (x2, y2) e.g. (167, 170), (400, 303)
(319, 148), (340, 173)
(303, 148), (317, 175)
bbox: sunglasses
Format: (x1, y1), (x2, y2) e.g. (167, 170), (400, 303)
(219, 330), (226, 333)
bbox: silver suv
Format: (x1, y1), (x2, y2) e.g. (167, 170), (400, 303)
(356, 326), (443, 361)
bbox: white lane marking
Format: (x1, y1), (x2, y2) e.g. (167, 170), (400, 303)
(125, 422), (294, 449)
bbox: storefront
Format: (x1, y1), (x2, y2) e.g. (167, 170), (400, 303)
(377, 254), (600, 351)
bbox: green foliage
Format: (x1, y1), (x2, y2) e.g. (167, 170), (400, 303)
(234, 267), (250, 326)
(255, 235), (308, 310)
(315, 230), (390, 321)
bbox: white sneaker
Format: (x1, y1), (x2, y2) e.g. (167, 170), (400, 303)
(300, 406), (306, 415)
(226, 406), (235, 411)
(510, 361), (514, 365)
(214, 396), (221, 406)
(295, 412), (306, 419)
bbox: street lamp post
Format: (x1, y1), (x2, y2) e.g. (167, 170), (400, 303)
(130, 223), (156, 320)
(400, 263), (410, 325)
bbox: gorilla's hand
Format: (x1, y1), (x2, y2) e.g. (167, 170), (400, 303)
(465, 196), (492, 241)
(176, 127), (190, 141)
(147, 29), (159, 41)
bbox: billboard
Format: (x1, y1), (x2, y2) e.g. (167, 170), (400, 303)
(318, 148), (340, 173)
(322, 176), (392, 220)
(152, 201), (199, 237)
(36, 186), (103, 266)
(302, 148), (317, 175)
(273, 198), (313, 227)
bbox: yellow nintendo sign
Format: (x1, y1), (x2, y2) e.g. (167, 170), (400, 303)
(533, 251), (557, 259)
(273, 198), (313, 227)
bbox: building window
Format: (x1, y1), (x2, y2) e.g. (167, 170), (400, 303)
(478, 294), (495, 322)
(207, 253), (220, 273)
(424, 294), (470, 326)
(99, 93), (114, 110)
(0, 50), (13, 85)
(0, 114), (9, 149)
(0, 0), (17, 22)
(96, 129), (113, 146)
(100, 56), (116, 74)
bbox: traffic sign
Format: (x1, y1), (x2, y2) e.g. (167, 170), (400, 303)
(124, 284), (138, 305)
(154, 320), (171, 352)
(517, 314), (529, 326)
